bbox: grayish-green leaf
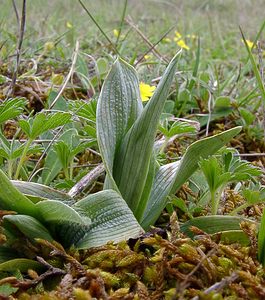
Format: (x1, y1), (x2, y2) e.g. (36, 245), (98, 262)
(11, 180), (73, 202)
(36, 200), (90, 247)
(97, 57), (143, 190)
(3, 215), (54, 241)
(0, 169), (37, 217)
(113, 52), (180, 215)
(75, 190), (143, 249)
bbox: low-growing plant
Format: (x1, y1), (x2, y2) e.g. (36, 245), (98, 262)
(0, 54), (241, 273)
(199, 149), (261, 215)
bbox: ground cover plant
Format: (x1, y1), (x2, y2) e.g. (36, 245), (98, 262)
(0, 0), (265, 299)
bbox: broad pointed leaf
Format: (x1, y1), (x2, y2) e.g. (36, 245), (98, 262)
(141, 127), (242, 229)
(170, 126), (242, 194)
(113, 52), (181, 215)
(3, 215), (54, 242)
(97, 58), (143, 190)
(11, 180), (74, 203)
(180, 215), (256, 242)
(36, 200), (90, 247)
(141, 161), (180, 229)
(0, 169), (37, 217)
(74, 190), (143, 249)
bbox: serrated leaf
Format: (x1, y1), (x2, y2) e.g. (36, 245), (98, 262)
(19, 119), (31, 137)
(113, 52), (180, 214)
(97, 57), (143, 191)
(0, 98), (27, 124)
(42, 128), (77, 185)
(3, 215), (54, 241)
(75, 190), (143, 249)
(31, 112), (71, 139)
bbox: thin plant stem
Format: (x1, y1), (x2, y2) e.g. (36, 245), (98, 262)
(78, 0), (120, 56)
(8, 0), (27, 97)
(14, 138), (32, 179)
(115, 0), (128, 47)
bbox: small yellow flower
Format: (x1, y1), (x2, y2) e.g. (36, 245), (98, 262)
(66, 22), (73, 29)
(175, 31), (182, 39)
(144, 55), (151, 60)
(242, 39), (256, 49)
(139, 82), (156, 102)
(113, 29), (119, 37)
(162, 37), (172, 43)
(174, 38), (190, 50)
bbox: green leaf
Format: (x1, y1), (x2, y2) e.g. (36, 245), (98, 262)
(3, 215), (54, 242)
(258, 209), (265, 265)
(0, 283), (18, 296)
(0, 169), (37, 217)
(36, 200), (90, 247)
(142, 127), (241, 229)
(141, 161), (180, 229)
(171, 127), (242, 194)
(180, 215), (255, 237)
(241, 28), (265, 106)
(75, 190), (143, 249)
(0, 98), (27, 124)
(0, 247), (19, 263)
(11, 180), (73, 203)
(20, 112), (71, 140)
(113, 52), (180, 215)
(97, 57), (143, 190)
(42, 128), (77, 185)
(0, 259), (43, 273)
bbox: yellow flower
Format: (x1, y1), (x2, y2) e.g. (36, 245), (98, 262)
(66, 21), (73, 29)
(174, 38), (190, 50)
(242, 39), (256, 49)
(139, 82), (156, 102)
(113, 29), (119, 37)
(175, 31), (182, 39)
(144, 55), (151, 60)
(162, 37), (172, 43)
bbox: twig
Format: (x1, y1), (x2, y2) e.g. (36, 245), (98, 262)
(12, 0), (20, 28)
(115, 0), (128, 47)
(0, 256), (65, 290)
(190, 272), (238, 300)
(69, 135), (181, 198)
(68, 163), (105, 197)
(78, 0), (119, 56)
(49, 41), (79, 109)
(7, 0), (27, 97)
(135, 24), (176, 66)
(125, 16), (168, 64)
